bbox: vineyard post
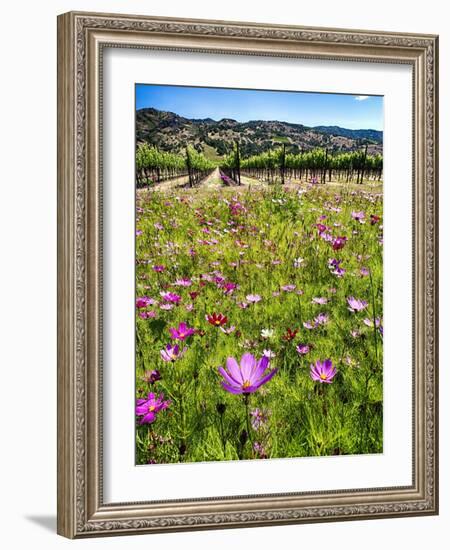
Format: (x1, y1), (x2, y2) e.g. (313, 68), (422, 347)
(359, 144), (368, 184)
(281, 143), (286, 185)
(235, 141), (241, 185)
(186, 147), (193, 188)
(322, 148), (328, 184)
(328, 151), (333, 182)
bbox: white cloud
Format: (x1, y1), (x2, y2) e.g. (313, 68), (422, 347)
(355, 95), (370, 101)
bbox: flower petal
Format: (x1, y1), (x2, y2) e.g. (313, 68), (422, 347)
(252, 355), (270, 382)
(221, 381), (243, 395)
(218, 366), (240, 388)
(240, 352), (256, 380)
(140, 411), (156, 424)
(226, 356), (244, 383)
(254, 367), (278, 389)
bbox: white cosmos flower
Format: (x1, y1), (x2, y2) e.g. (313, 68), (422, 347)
(261, 328), (274, 339)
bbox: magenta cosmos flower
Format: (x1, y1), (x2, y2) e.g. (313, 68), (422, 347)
(160, 291), (181, 304)
(160, 344), (187, 362)
(332, 236), (347, 250)
(310, 359), (337, 384)
(136, 296), (151, 309)
(135, 392), (171, 424)
(168, 322), (196, 340)
(347, 296), (368, 312)
(139, 310), (156, 319)
(218, 353), (278, 395)
(296, 343), (311, 355)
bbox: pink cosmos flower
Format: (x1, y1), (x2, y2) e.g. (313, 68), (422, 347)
(303, 313), (329, 330)
(173, 278), (192, 287)
(312, 297), (328, 305)
(314, 313), (330, 326)
(218, 353), (278, 395)
(135, 392), (171, 424)
(310, 359), (337, 384)
(169, 322), (196, 341)
(296, 344), (311, 355)
(220, 325), (236, 335)
(152, 265), (165, 272)
(363, 317), (382, 328)
(351, 211), (366, 223)
(139, 310), (156, 319)
(347, 296), (369, 312)
(281, 284), (296, 292)
(250, 408), (270, 430)
(246, 294), (262, 303)
(160, 344), (187, 362)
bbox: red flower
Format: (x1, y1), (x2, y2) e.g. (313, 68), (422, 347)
(189, 291), (200, 301)
(206, 313), (228, 327)
(282, 328), (298, 341)
(370, 214), (381, 225)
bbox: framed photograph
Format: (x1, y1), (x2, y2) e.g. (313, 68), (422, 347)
(57, 11), (439, 538)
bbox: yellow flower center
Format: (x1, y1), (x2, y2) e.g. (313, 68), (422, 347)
(148, 405), (156, 412)
(215, 320), (221, 326)
(242, 380), (251, 389)
(320, 373), (327, 380)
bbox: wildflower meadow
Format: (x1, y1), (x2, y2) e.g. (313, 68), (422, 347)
(135, 181), (383, 464)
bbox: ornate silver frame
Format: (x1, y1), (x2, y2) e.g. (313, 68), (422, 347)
(57, 11), (439, 538)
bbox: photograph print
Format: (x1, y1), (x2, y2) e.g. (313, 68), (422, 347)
(134, 84), (384, 466)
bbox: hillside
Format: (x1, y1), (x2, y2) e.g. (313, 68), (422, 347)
(136, 107), (383, 160)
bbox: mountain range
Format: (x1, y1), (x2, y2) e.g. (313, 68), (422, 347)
(136, 107), (383, 159)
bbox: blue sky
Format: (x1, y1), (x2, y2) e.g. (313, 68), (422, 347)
(136, 84), (383, 131)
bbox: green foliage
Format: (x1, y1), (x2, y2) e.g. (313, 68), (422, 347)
(239, 147), (382, 174)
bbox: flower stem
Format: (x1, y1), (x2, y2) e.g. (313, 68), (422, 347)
(219, 414), (226, 456)
(244, 393), (252, 451)
(368, 268), (379, 366)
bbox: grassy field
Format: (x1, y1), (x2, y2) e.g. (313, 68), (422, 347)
(135, 182), (383, 464)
